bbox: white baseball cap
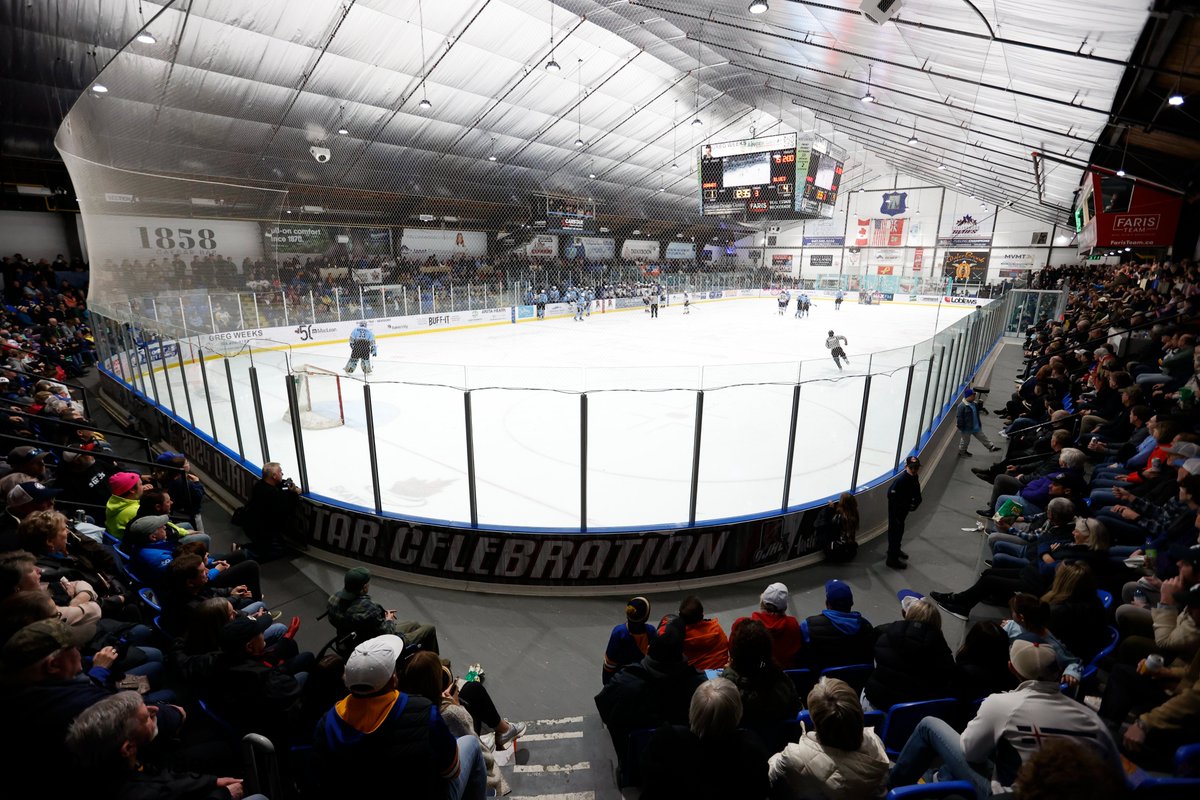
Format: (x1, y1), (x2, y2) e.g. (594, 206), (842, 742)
(343, 635), (405, 694)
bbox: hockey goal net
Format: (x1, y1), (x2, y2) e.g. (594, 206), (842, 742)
(283, 364), (345, 429)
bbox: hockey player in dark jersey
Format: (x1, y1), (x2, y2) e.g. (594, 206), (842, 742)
(825, 330), (849, 370)
(345, 321), (377, 375)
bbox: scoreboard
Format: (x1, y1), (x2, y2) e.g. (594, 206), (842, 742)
(700, 133), (798, 218)
(532, 196), (597, 235)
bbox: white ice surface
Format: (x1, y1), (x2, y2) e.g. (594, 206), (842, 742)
(150, 297), (974, 529)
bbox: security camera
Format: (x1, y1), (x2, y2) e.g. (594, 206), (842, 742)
(310, 146), (331, 163)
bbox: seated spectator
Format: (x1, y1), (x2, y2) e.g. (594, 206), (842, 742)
(104, 471), (146, 540)
(150, 451), (205, 527)
(0, 619), (185, 781)
(1010, 738), (1126, 800)
(721, 617), (801, 730)
(237, 461), (302, 557)
(326, 566), (439, 654)
(602, 595), (656, 684)
(1114, 543), (1200, 664)
(160, 553), (268, 635)
(4, 446), (53, 487)
(402, 651), (523, 794)
(989, 452), (1086, 519)
(768, 677), (890, 800)
(595, 619), (705, 785)
(313, 634), (488, 799)
(0, 549), (99, 627)
(1001, 593), (1083, 688)
(951, 620), (1018, 701)
(1040, 561), (1108, 663)
(800, 579), (875, 673)
(641, 678), (770, 800)
(0, 478), (60, 549)
(741, 582), (803, 669)
(862, 596), (953, 712)
(659, 595), (728, 671)
(1106, 598), (1200, 771)
(814, 492), (860, 563)
(888, 639), (1120, 796)
(65, 691), (254, 800)
(135, 489), (211, 548)
(49, 449), (112, 511)
(985, 497), (1076, 569)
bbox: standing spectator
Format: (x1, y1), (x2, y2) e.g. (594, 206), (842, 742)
(768, 677), (890, 800)
(885, 456), (922, 570)
(326, 566), (439, 654)
(602, 595), (656, 684)
(800, 580), (875, 673)
(957, 389), (1000, 457)
(237, 462), (302, 558)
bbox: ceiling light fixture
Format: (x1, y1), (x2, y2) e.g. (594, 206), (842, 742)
(91, 83), (109, 94)
(338, 127), (349, 135)
(135, 32), (157, 44)
(545, 4), (561, 72)
(937, 162), (946, 170)
(574, 59), (586, 147)
(1116, 127), (1129, 178)
(488, 136), (498, 162)
(691, 39), (703, 127)
(861, 65), (875, 103)
(748, 0), (769, 13)
(1168, 93), (1184, 106)
(416, 0), (432, 110)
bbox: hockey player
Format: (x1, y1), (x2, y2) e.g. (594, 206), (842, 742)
(794, 292), (807, 318)
(825, 330), (849, 370)
(649, 291), (659, 319)
(777, 290), (790, 316)
(683, 292), (691, 314)
(834, 289), (845, 310)
(535, 288), (547, 319)
(345, 321), (377, 375)
(574, 293), (587, 321)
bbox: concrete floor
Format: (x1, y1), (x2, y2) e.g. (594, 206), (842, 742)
(92, 340), (1019, 799)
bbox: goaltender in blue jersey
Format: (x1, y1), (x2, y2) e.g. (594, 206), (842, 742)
(345, 321), (377, 375)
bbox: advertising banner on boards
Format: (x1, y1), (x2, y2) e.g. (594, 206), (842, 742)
(400, 228), (487, 258)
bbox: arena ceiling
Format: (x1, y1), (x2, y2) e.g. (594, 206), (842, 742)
(3, 0), (1198, 234)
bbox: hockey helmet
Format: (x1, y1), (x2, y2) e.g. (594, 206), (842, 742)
(828, 330), (834, 336)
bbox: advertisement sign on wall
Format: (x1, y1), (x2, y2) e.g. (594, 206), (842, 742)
(400, 228), (487, 259)
(264, 225), (393, 261)
(84, 214), (265, 262)
(942, 251), (990, 283)
(665, 242), (696, 260)
(525, 235), (559, 258)
(621, 239), (662, 261)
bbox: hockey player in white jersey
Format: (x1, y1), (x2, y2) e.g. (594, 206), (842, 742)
(346, 321), (377, 375)
(825, 330), (849, 370)
(777, 290), (790, 315)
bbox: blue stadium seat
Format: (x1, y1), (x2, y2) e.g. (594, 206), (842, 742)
(879, 698), (961, 758)
(797, 708), (884, 732)
(886, 780), (979, 800)
(1176, 742), (1200, 777)
(138, 586), (161, 612)
(1097, 589), (1113, 609)
(784, 668), (817, 699)
(1080, 626), (1121, 685)
(821, 663), (874, 693)
(1132, 777), (1200, 798)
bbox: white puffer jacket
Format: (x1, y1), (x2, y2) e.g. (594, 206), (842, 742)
(768, 728), (890, 800)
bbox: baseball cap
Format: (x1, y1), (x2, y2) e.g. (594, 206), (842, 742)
(1176, 545), (1200, 568)
(1181, 458), (1200, 476)
(108, 472), (141, 496)
(344, 635), (406, 694)
(61, 450), (90, 463)
(1009, 639), (1060, 681)
(825, 579), (854, 609)
(154, 451), (185, 465)
(2, 619), (95, 671)
(7, 446), (48, 465)
(7, 481), (62, 508)
(1167, 442), (1200, 461)
(625, 596), (650, 624)
(1177, 585), (1200, 609)
(964, 388), (975, 398)
(898, 589), (924, 617)
(125, 515), (169, 540)
(761, 582), (789, 612)
(343, 567), (371, 593)
(219, 615), (272, 654)
(906, 456), (921, 469)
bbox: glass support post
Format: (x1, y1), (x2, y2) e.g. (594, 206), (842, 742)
(688, 391), (705, 526)
(248, 367), (271, 463)
(464, 391), (479, 528)
(894, 364), (916, 467)
(780, 383), (802, 512)
(225, 360), (245, 458)
(850, 375), (873, 490)
(363, 383), (383, 514)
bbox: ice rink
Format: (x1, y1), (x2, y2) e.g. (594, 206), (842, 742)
(153, 296), (974, 529)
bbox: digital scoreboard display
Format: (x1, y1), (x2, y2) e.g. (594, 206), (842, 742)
(532, 196), (597, 235)
(700, 133), (798, 218)
(795, 144), (843, 217)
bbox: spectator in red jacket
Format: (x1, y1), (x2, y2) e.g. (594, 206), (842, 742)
(661, 595), (729, 672)
(738, 582), (803, 669)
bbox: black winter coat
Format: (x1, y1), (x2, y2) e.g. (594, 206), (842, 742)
(863, 620), (954, 711)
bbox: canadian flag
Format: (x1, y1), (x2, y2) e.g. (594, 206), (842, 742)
(855, 219), (870, 247)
